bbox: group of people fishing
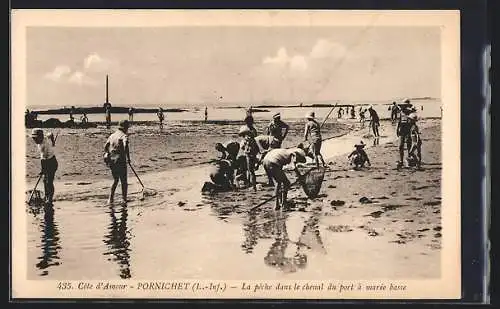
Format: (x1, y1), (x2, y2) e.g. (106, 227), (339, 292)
(28, 98), (422, 209)
(204, 110), (326, 210)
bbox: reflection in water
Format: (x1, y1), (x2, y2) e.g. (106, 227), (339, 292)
(35, 203), (62, 276)
(373, 137), (380, 146)
(264, 211), (308, 273)
(298, 210), (327, 254)
(241, 210), (258, 253)
(103, 203), (132, 279)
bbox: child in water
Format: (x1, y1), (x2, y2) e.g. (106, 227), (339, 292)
(348, 141), (371, 170)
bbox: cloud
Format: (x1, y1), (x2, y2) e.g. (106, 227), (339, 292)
(83, 52), (112, 72)
(68, 71), (97, 86)
(263, 47), (289, 65)
(44, 65), (71, 81)
(290, 55), (308, 71)
(310, 39), (347, 59)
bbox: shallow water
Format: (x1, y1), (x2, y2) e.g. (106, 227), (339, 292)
(26, 120), (440, 280)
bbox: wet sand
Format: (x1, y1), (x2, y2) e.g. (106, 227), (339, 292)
(26, 119), (441, 280)
(25, 120), (351, 182)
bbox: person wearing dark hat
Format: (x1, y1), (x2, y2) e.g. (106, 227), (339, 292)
(262, 147), (306, 210)
(367, 106), (380, 137)
(303, 111), (325, 168)
(347, 141), (371, 169)
(31, 128), (58, 204)
(104, 120), (131, 204)
(266, 113), (289, 147)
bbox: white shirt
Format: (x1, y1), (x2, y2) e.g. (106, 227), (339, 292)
(106, 129), (128, 154)
(37, 134), (55, 160)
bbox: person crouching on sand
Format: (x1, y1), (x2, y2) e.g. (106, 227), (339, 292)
(208, 159), (236, 192)
(303, 111), (326, 168)
(348, 141), (371, 170)
(239, 126), (259, 191)
(104, 120), (131, 204)
(31, 128), (58, 204)
(262, 147), (307, 210)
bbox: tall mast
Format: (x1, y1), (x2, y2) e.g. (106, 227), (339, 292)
(105, 74), (109, 103)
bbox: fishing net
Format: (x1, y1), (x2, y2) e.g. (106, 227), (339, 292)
(296, 166), (326, 199)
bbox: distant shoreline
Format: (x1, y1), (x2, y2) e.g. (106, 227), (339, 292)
(32, 106), (188, 115)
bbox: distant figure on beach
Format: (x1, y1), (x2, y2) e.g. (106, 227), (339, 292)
(25, 109), (37, 126)
(407, 112), (422, 168)
(337, 107), (343, 119)
(348, 141), (371, 170)
(262, 147), (306, 210)
(80, 113), (88, 124)
(359, 109), (367, 128)
(368, 106), (380, 137)
(239, 126), (259, 191)
(128, 108), (134, 122)
(31, 128), (58, 204)
(204, 106), (208, 122)
(267, 113), (289, 148)
(103, 120), (131, 204)
(69, 106), (75, 122)
(396, 105), (414, 168)
(157, 107), (164, 129)
(303, 111), (326, 168)
(390, 102), (400, 123)
(350, 106), (356, 119)
(104, 103), (112, 129)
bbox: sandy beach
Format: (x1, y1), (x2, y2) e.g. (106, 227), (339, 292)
(26, 117), (442, 280)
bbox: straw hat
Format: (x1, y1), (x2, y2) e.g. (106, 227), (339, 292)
(31, 128), (43, 137)
(118, 120), (130, 129)
(408, 113), (418, 121)
(305, 111), (315, 119)
(355, 140), (366, 148)
(272, 112), (281, 119)
(238, 125), (251, 136)
(403, 98), (411, 103)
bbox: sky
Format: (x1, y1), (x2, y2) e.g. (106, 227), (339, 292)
(26, 26), (440, 107)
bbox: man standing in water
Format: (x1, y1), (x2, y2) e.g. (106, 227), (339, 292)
(239, 126), (259, 191)
(367, 106), (380, 137)
(104, 120), (131, 204)
(262, 147), (306, 210)
(266, 113), (289, 148)
(204, 106), (208, 122)
(390, 102), (400, 123)
(303, 111), (326, 168)
(31, 129), (58, 204)
(157, 107), (165, 129)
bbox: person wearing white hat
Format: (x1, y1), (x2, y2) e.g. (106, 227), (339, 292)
(31, 128), (58, 204)
(347, 140), (371, 169)
(239, 125), (259, 191)
(303, 111), (325, 168)
(104, 120), (131, 204)
(262, 147), (307, 210)
(266, 112), (289, 147)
